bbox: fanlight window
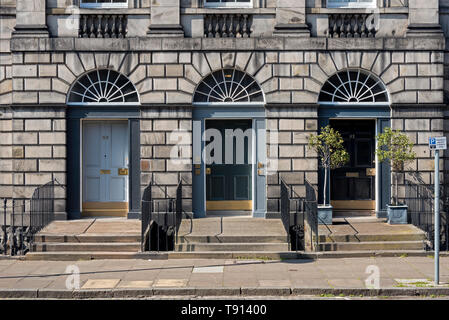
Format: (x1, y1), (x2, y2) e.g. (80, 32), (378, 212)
(68, 69), (139, 106)
(193, 69), (264, 105)
(318, 69), (389, 105)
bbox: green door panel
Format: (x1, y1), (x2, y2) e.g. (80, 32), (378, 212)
(206, 119), (252, 202)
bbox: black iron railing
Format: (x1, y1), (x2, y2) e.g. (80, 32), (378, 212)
(1, 180), (63, 256)
(141, 180), (184, 252)
(404, 181), (448, 251)
(280, 179), (318, 252)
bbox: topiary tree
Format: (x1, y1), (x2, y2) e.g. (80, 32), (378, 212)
(308, 125), (349, 206)
(376, 127), (416, 206)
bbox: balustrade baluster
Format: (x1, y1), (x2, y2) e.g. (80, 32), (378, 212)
(207, 15), (213, 37)
(242, 15), (249, 38)
(104, 15), (110, 38)
(80, 15), (87, 38)
(111, 15), (117, 38)
(222, 14), (228, 38)
(235, 14), (241, 38)
(97, 15), (103, 38)
(353, 15), (360, 38)
(347, 15), (353, 38)
(361, 14), (367, 37)
(89, 16), (95, 38)
(340, 14), (346, 38)
(118, 15), (124, 38)
(229, 14), (235, 38)
(214, 15), (220, 38)
(123, 16), (128, 38)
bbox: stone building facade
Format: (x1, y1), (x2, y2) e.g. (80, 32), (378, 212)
(0, 0), (447, 221)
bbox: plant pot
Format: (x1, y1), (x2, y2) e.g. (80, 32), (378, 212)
(318, 205), (333, 225)
(387, 205), (408, 225)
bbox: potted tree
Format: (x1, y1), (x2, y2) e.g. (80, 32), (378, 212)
(376, 127), (416, 224)
(308, 125), (349, 225)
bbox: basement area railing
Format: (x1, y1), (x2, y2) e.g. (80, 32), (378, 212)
(280, 179), (318, 252)
(1, 180), (64, 256)
(141, 180), (185, 252)
(405, 181), (449, 251)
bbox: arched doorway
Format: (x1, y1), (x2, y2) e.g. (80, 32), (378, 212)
(318, 69), (391, 218)
(66, 69), (141, 219)
(192, 69), (267, 218)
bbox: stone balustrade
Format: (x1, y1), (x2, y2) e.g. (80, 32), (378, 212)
(204, 14), (252, 38)
(327, 14), (377, 38)
(79, 14), (128, 38)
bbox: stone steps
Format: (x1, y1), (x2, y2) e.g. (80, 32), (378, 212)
(175, 242), (289, 252)
(318, 240), (426, 251)
(34, 233), (140, 243)
(316, 233), (427, 243)
(25, 251), (143, 261)
(32, 242), (141, 252)
(175, 217), (289, 253)
(177, 235), (288, 244)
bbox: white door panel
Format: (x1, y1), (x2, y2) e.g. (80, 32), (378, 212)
(83, 121), (129, 203)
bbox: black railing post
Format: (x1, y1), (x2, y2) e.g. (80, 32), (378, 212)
(10, 200), (15, 256)
(2, 199), (6, 255)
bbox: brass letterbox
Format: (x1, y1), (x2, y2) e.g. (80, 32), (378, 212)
(118, 168), (129, 176)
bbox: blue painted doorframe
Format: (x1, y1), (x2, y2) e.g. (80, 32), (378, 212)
(192, 106), (267, 218)
(318, 105), (391, 218)
(66, 107), (141, 220)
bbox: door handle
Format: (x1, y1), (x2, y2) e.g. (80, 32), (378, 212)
(206, 168), (211, 175)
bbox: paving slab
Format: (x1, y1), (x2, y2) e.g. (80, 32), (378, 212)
(153, 279), (188, 287)
(81, 279), (120, 289)
(192, 266), (224, 273)
(117, 280), (153, 288)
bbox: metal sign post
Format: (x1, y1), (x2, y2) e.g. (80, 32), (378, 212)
(429, 136), (447, 285)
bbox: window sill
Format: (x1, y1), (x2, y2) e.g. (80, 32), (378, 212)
(181, 8), (275, 14)
(307, 7), (409, 14)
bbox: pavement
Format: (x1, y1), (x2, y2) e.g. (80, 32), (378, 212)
(0, 256), (449, 299)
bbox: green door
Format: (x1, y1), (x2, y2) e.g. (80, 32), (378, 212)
(206, 119), (252, 211)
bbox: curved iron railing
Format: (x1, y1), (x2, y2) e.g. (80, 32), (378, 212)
(1, 180), (64, 256)
(141, 180), (184, 252)
(280, 179), (318, 252)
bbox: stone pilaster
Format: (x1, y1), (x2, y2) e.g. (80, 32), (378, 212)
(12, 0), (49, 38)
(148, 0), (184, 37)
(407, 0), (443, 37)
(273, 0), (310, 37)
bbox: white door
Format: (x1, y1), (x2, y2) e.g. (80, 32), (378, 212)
(83, 121), (129, 214)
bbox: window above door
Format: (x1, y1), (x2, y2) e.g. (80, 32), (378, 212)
(204, 0), (253, 8)
(80, 0), (128, 9)
(327, 0), (376, 9)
